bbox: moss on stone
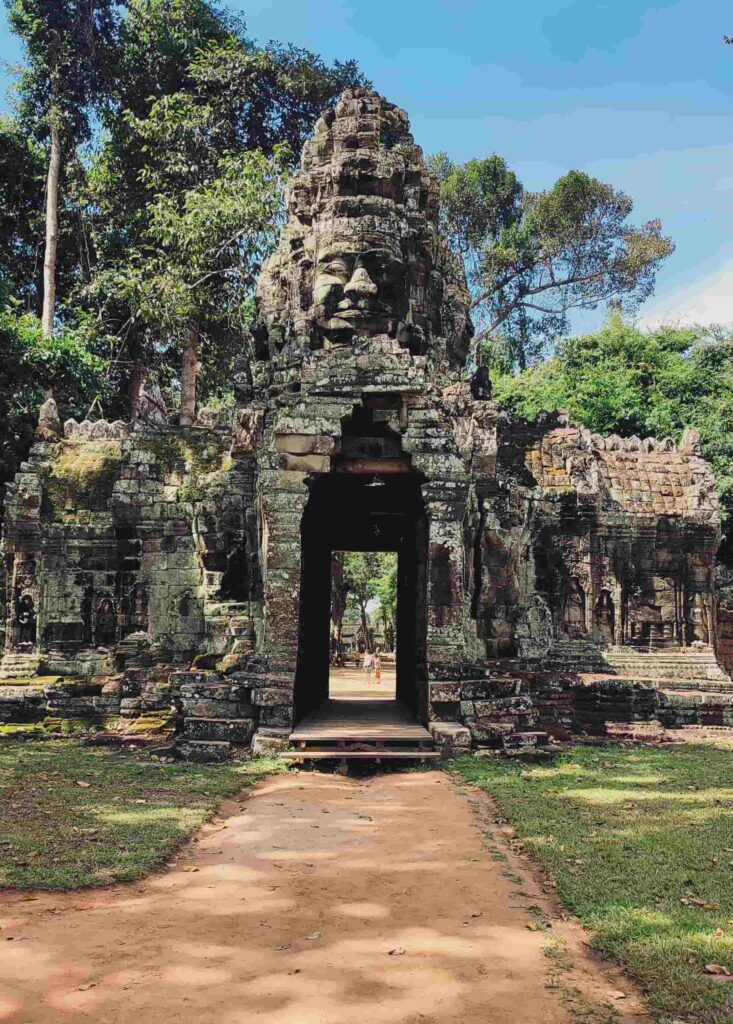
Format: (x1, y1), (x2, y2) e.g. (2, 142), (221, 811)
(123, 711), (175, 735)
(42, 441), (123, 519)
(0, 676), (62, 688)
(137, 434), (235, 502)
(0, 723), (47, 736)
(42, 715), (115, 734)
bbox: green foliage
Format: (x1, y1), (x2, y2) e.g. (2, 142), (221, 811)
(6, 0), (119, 143)
(341, 551), (398, 649)
(343, 552), (384, 613)
(83, 3), (366, 404)
(0, 303), (115, 517)
(454, 742), (733, 1024)
(493, 313), (733, 525)
(435, 155), (674, 370)
(0, 115), (45, 304)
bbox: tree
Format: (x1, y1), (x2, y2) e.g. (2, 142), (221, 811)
(373, 557), (398, 651)
(342, 552), (398, 653)
(434, 156), (674, 370)
(84, 5), (366, 417)
(0, 116), (45, 307)
(493, 313), (733, 531)
(330, 551), (349, 663)
(136, 150), (286, 423)
(6, 0), (119, 335)
(342, 552), (384, 653)
(0, 303), (113, 521)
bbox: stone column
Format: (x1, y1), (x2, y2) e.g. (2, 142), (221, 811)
(423, 481), (471, 672)
(256, 466), (309, 723)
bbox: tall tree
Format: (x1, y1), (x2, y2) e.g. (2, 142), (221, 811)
(84, 3), (366, 417)
(343, 552), (384, 654)
(433, 155), (674, 370)
(343, 552), (397, 653)
(330, 551), (349, 663)
(7, 0), (119, 334)
(0, 115), (45, 306)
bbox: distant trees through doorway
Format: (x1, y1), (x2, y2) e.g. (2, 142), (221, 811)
(330, 551), (397, 664)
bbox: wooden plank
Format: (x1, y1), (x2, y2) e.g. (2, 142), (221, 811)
(280, 750), (441, 761)
(290, 698), (432, 743)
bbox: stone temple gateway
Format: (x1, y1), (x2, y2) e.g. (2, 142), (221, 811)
(2, 89), (732, 759)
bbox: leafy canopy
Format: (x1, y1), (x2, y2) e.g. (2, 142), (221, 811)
(7, 0), (120, 140)
(493, 313), (733, 527)
(0, 303), (114, 510)
(82, 1), (366, 402)
(434, 155), (674, 370)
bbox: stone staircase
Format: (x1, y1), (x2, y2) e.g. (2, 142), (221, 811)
(0, 652), (43, 681)
(541, 638), (612, 674)
(172, 670), (255, 762)
(281, 699), (440, 765)
(601, 647), (732, 691)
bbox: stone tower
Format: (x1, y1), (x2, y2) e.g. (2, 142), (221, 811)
(1, 89), (730, 756)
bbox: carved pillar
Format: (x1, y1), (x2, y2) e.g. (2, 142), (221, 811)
(259, 468), (308, 669)
(422, 482), (471, 671)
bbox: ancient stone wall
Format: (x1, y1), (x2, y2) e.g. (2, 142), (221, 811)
(1, 87), (730, 756)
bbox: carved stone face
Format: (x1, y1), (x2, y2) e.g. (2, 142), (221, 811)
(311, 239), (406, 338)
(255, 89), (473, 366)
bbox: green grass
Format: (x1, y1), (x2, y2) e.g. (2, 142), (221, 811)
(0, 738), (281, 889)
(453, 744), (733, 1024)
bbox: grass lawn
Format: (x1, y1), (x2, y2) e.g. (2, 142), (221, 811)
(453, 743), (733, 1024)
(0, 737), (281, 890)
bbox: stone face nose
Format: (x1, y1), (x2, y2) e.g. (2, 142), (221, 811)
(344, 263), (378, 298)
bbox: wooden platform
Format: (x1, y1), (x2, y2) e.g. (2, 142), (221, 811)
(286, 699), (437, 762)
(290, 699), (433, 743)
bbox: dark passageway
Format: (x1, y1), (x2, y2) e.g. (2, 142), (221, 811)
(294, 472), (428, 725)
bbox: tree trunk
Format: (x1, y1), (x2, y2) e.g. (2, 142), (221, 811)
(360, 601), (372, 653)
(129, 359), (146, 422)
(41, 119), (62, 337)
(180, 323), (200, 426)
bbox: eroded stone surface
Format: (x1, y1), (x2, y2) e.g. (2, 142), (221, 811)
(1, 88), (730, 752)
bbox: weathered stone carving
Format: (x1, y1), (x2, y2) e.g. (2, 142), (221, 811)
(255, 88), (472, 368)
(593, 589), (615, 646)
(36, 390), (62, 439)
(64, 418), (129, 440)
(133, 373), (167, 426)
(95, 598), (117, 647)
(1, 88), (730, 755)
(16, 595), (36, 645)
(563, 578), (587, 637)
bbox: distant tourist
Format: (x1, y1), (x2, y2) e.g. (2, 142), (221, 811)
(363, 650), (374, 684)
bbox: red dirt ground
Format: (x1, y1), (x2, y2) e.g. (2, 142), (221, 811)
(0, 771), (651, 1023)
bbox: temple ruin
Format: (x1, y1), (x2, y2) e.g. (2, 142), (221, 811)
(2, 89), (732, 760)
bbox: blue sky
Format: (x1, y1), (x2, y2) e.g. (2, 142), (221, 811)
(2, 0), (732, 330)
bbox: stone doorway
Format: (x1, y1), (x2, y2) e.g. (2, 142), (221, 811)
(293, 472), (428, 726)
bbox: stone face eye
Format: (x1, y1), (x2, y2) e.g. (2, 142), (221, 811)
(321, 260), (352, 281)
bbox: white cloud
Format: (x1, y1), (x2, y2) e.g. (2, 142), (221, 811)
(639, 256), (733, 330)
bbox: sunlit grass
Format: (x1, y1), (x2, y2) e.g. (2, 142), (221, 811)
(0, 738), (281, 889)
(453, 744), (733, 1024)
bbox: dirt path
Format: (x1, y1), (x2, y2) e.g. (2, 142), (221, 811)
(0, 772), (649, 1024)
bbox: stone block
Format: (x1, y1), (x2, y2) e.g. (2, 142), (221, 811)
(251, 728), (290, 757)
(429, 681), (461, 702)
(184, 717), (254, 743)
(429, 721), (472, 758)
(178, 739), (231, 763)
(251, 687), (292, 707)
